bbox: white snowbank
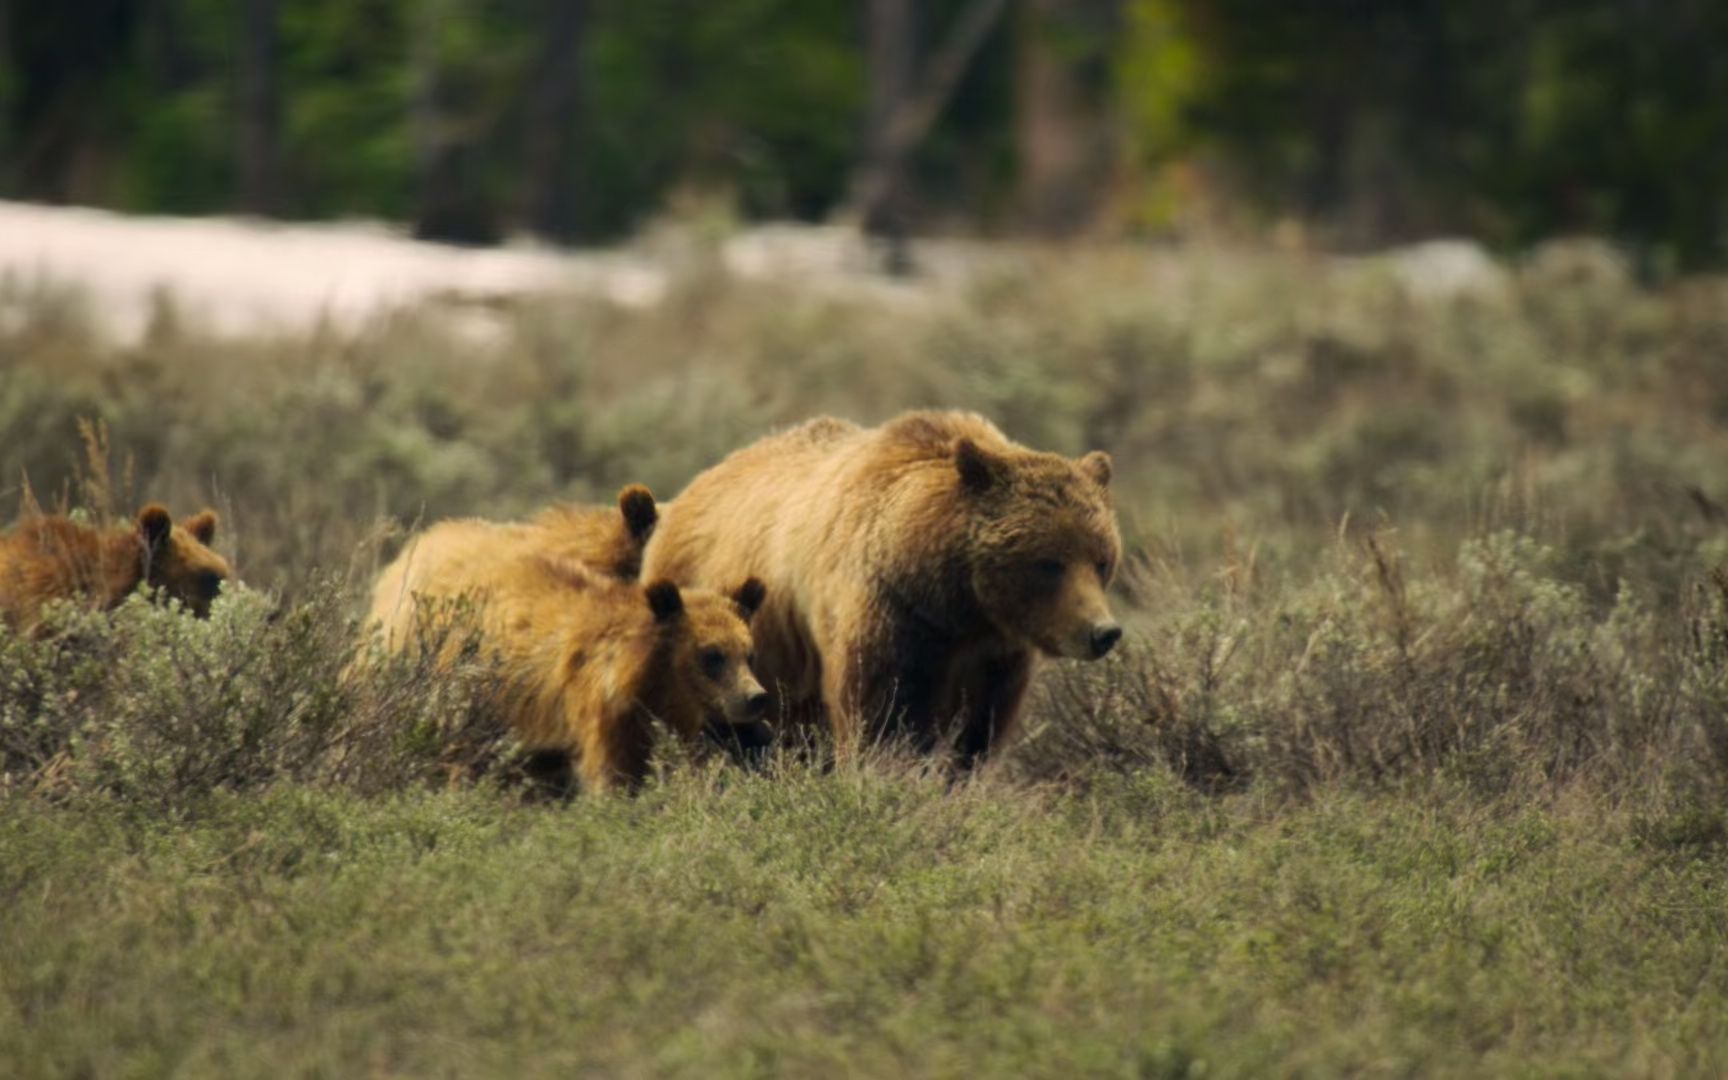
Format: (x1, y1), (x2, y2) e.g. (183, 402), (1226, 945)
(0, 200), (667, 340)
(1382, 239), (1510, 302)
(0, 199), (1524, 343)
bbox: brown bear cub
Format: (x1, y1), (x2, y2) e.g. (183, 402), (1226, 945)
(642, 409), (1123, 768)
(365, 514), (769, 793)
(0, 504), (232, 634)
(532, 483), (660, 580)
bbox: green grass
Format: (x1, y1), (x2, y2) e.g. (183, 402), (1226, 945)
(4, 236), (1728, 1075)
(3, 775), (1725, 1076)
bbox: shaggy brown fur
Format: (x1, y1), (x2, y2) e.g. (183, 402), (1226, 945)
(642, 409), (1123, 767)
(365, 516), (767, 792)
(532, 484), (660, 580)
(0, 504), (232, 634)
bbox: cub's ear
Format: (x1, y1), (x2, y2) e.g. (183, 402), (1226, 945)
(1079, 450), (1113, 487)
(644, 579), (684, 623)
(136, 504), (173, 552)
(184, 509), (219, 544)
(954, 438), (1007, 492)
(617, 484), (658, 543)
(733, 577), (766, 620)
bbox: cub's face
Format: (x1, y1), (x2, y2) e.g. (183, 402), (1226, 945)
(957, 440), (1124, 661)
(138, 505), (233, 617)
(644, 578), (770, 735)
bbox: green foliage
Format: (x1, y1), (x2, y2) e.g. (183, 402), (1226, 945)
(1122, 0), (1728, 264)
(2, 781), (1727, 1074)
(584, 0), (862, 229)
(6, 2), (1724, 258)
(0, 581), (510, 807)
(1, 0), (862, 237)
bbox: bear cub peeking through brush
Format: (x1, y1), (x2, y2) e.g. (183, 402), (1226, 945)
(365, 506), (769, 793)
(643, 409), (1123, 768)
(0, 503), (232, 634)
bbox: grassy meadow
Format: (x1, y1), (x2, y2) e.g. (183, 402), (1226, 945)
(3, 235), (1728, 1075)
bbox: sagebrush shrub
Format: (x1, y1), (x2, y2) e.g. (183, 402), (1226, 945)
(0, 581), (513, 807)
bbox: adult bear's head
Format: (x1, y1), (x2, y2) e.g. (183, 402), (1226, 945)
(954, 437), (1123, 661)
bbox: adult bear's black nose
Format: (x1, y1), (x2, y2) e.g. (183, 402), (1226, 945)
(1089, 622), (1123, 659)
(746, 691), (772, 718)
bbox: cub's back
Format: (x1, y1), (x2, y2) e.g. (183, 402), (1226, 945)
(0, 518), (119, 630)
(368, 520), (541, 645)
(530, 484), (658, 581)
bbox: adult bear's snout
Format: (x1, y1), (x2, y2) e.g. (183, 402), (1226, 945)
(1089, 622), (1123, 659)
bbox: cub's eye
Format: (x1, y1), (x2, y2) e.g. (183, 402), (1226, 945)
(746, 652), (757, 669)
(1095, 560), (1112, 580)
(1032, 559), (1065, 580)
(700, 648), (727, 680)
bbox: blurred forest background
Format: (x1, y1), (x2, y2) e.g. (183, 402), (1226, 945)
(3, 0), (1726, 266)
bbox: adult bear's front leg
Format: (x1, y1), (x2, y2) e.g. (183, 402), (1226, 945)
(821, 609), (949, 758)
(948, 649), (1034, 771)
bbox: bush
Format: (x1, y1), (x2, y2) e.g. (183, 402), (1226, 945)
(0, 581), (512, 808)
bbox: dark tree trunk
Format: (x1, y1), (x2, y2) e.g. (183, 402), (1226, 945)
(411, 5), (500, 245)
(0, 0), (13, 191)
(1016, 0), (1118, 237)
(523, 0), (588, 243)
(860, 0), (915, 244)
(236, 0), (281, 214)
(848, 0), (1009, 271)
(7, 0), (135, 202)
(142, 0), (194, 92)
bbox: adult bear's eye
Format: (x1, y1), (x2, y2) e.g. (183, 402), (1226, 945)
(701, 648), (727, 679)
(1032, 559), (1065, 580)
(1095, 560), (1111, 580)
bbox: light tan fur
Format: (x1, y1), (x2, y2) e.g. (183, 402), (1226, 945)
(531, 483), (659, 580)
(366, 516), (765, 792)
(0, 504), (232, 635)
(642, 409), (1122, 766)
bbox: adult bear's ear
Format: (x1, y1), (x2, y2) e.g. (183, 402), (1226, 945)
(645, 579), (684, 623)
(955, 438), (1007, 492)
(733, 577), (766, 620)
(184, 509), (219, 544)
(617, 484), (658, 543)
(136, 504), (173, 554)
(1079, 450), (1113, 487)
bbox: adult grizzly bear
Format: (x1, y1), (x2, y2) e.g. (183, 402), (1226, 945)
(641, 409), (1122, 766)
(365, 516), (768, 792)
(0, 504), (232, 634)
